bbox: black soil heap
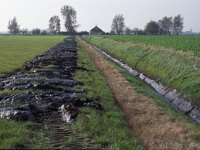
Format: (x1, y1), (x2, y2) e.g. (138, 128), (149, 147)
(0, 38), (103, 123)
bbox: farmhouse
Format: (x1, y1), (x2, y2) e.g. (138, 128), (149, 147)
(90, 26), (105, 35)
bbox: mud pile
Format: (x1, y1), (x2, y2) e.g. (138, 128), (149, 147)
(0, 38), (103, 123)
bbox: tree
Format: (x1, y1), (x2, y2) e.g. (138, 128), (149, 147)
(111, 14), (125, 34)
(8, 17), (20, 34)
(49, 16), (60, 34)
(132, 28), (139, 35)
(41, 30), (48, 35)
(158, 16), (173, 35)
(137, 29), (147, 35)
(61, 5), (78, 33)
(20, 28), (28, 35)
(110, 30), (115, 34)
(145, 21), (159, 35)
(125, 27), (132, 35)
(173, 15), (184, 35)
(32, 28), (41, 35)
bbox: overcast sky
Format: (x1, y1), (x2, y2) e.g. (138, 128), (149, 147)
(0, 0), (199, 32)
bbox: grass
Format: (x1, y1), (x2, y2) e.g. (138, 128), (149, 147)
(0, 90), (29, 96)
(82, 36), (200, 107)
(72, 41), (142, 150)
(108, 58), (189, 120)
(101, 46), (200, 146)
(0, 120), (31, 149)
(0, 35), (65, 76)
(106, 35), (200, 56)
(0, 35), (65, 149)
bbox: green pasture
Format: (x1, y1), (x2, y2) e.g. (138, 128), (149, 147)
(0, 36), (65, 76)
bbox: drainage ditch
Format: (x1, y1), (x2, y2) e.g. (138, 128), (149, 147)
(89, 43), (200, 125)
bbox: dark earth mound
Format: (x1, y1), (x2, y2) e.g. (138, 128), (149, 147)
(0, 38), (103, 124)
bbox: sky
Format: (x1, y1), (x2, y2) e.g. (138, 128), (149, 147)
(0, 0), (199, 32)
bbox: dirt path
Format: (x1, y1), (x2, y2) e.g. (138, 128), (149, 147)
(77, 37), (200, 150)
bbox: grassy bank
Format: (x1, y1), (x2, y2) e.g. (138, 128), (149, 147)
(0, 36), (65, 76)
(82, 36), (200, 107)
(104, 49), (200, 147)
(73, 40), (142, 150)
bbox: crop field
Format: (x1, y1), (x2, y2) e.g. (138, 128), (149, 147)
(0, 36), (65, 76)
(106, 35), (200, 56)
(82, 35), (200, 107)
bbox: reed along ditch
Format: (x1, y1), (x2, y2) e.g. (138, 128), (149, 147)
(0, 37), (141, 149)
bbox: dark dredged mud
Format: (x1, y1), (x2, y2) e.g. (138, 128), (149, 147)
(0, 38), (103, 124)
(0, 37), (104, 149)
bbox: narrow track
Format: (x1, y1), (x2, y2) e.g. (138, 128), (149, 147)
(36, 111), (96, 149)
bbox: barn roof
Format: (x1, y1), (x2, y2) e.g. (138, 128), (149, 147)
(90, 26), (104, 33)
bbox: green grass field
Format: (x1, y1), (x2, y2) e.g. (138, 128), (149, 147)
(0, 36), (65, 76)
(82, 35), (200, 107)
(106, 35), (200, 56)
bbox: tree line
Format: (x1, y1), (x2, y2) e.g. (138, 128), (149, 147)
(111, 14), (184, 35)
(7, 5), (184, 35)
(7, 5), (79, 35)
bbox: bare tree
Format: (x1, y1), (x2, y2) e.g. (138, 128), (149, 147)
(125, 27), (132, 35)
(173, 15), (184, 35)
(158, 16), (173, 35)
(20, 28), (28, 35)
(111, 14), (125, 34)
(61, 5), (78, 33)
(132, 28), (139, 35)
(8, 17), (20, 34)
(55, 18), (61, 33)
(49, 16), (61, 34)
(49, 17), (55, 34)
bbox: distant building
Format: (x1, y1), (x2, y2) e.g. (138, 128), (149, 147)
(90, 26), (105, 35)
